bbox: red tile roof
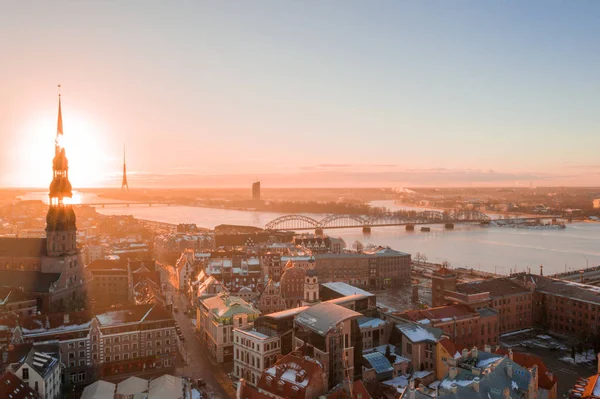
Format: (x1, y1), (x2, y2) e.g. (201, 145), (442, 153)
(256, 352), (326, 398)
(434, 266), (455, 276)
(398, 304), (477, 322)
(237, 382), (271, 399)
(495, 349), (557, 391)
(0, 371), (39, 398)
(325, 380), (372, 399)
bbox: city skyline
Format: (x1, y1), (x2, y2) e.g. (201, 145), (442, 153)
(1, 1), (599, 188)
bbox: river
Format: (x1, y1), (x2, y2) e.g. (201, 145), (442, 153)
(20, 192), (600, 276)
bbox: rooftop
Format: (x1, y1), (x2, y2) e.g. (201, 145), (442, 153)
(0, 371), (42, 399)
(0, 271), (60, 293)
(363, 246), (410, 257)
(0, 237), (47, 258)
(322, 282), (375, 298)
(357, 316), (387, 329)
(201, 292), (259, 319)
(395, 320), (443, 343)
(86, 258), (128, 271)
(294, 302), (361, 336)
(398, 304), (479, 323)
(531, 275), (600, 305)
(456, 278), (530, 298)
(259, 353), (325, 397)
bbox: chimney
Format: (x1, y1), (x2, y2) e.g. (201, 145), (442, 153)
(507, 361), (513, 378)
(64, 313), (69, 325)
(471, 346), (478, 359)
(449, 366), (458, 379)
(540, 264), (543, 276)
(473, 377), (480, 392)
(484, 344), (491, 353)
(508, 348), (513, 361)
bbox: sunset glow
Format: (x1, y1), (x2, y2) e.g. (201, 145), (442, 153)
(14, 108), (115, 188)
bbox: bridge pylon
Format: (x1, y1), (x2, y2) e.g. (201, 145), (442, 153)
(362, 226), (371, 234)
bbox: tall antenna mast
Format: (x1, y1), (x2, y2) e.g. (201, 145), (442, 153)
(121, 144), (129, 191)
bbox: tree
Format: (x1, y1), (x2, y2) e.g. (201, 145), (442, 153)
(421, 253), (428, 263)
(352, 240), (364, 253)
(415, 252), (422, 263)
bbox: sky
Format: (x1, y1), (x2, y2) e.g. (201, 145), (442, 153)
(0, 1), (599, 188)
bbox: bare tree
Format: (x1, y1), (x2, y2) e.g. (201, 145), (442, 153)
(421, 253), (428, 263)
(415, 252), (422, 263)
(352, 240), (364, 253)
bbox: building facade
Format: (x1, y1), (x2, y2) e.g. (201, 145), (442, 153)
(233, 327), (280, 386)
(197, 292), (260, 363)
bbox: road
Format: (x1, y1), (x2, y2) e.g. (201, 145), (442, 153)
(160, 264), (236, 399)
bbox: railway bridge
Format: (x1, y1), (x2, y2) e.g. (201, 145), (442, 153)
(265, 210), (492, 233)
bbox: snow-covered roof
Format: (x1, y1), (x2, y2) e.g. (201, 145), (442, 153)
(321, 282), (374, 298)
(81, 380), (116, 399)
(116, 376), (148, 395)
(148, 375), (184, 399)
(357, 316), (387, 329)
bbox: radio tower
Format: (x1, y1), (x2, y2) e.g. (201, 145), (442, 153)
(121, 145), (129, 191)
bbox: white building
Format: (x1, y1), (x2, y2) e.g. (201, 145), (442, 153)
(11, 344), (62, 399)
(83, 245), (104, 266)
(233, 327), (281, 386)
(197, 292), (260, 363)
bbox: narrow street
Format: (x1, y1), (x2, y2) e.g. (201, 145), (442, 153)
(161, 264), (236, 399)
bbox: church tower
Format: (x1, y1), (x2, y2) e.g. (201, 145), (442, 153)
(304, 257), (319, 303)
(46, 87), (77, 257)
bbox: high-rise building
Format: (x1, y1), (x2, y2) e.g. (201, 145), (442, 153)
(252, 181), (260, 201)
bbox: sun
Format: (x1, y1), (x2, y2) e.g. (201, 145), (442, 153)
(15, 105), (115, 189)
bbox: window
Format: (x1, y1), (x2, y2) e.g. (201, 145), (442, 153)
(79, 341), (85, 348)
(105, 356), (111, 362)
(68, 343), (75, 349)
(69, 352), (75, 359)
(106, 347), (111, 354)
(22, 368), (29, 379)
(79, 359), (86, 367)
(133, 352), (138, 358)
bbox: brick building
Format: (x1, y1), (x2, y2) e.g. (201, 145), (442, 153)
(86, 259), (131, 308)
(395, 304), (499, 350)
(363, 247), (412, 288)
(1, 304), (177, 388)
(431, 266), (533, 335)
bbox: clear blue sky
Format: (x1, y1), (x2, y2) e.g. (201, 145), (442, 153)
(1, 1), (599, 187)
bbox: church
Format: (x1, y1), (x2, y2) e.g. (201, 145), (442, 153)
(0, 92), (87, 312)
